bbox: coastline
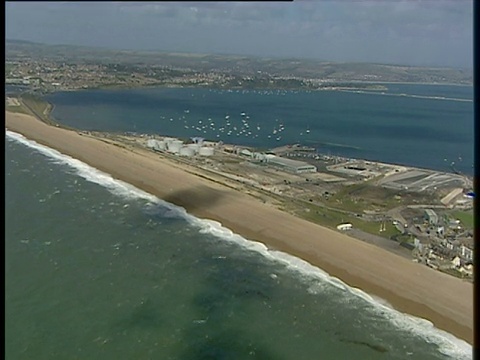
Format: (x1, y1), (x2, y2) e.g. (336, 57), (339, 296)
(5, 111), (473, 344)
(346, 80), (473, 87)
(11, 79), (472, 102)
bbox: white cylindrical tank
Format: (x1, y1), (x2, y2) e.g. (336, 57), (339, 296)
(146, 139), (157, 149)
(179, 147), (195, 157)
(155, 140), (166, 151)
(253, 153), (266, 161)
(163, 137), (175, 147)
(168, 140), (183, 153)
(187, 143), (200, 153)
(199, 147), (214, 156)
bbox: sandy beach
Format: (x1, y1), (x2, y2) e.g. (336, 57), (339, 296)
(5, 111), (473, 344)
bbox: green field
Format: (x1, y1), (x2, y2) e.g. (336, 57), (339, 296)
(326, 182), (410, 213)
(286, 200), (401, 239)
(449, 210), (474, 228)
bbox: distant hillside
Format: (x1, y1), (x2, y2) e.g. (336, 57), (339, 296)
(5, 39), (473, 85)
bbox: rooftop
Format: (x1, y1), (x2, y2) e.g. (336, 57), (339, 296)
(267, 156), (316, 169)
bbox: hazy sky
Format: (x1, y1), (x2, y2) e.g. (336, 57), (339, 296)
(5, 1), (473, 68)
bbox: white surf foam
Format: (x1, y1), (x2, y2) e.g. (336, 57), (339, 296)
(6, 130), (472, 359)
(6, 130), (180, 211)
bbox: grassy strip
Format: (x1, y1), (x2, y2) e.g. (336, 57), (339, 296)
(284, 200), (400, 238)
(449, 210), (474, 228)
(439, 268), (472, 280)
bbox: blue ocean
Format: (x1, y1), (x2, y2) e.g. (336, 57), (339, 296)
(45, 84), (474, 176)
(5, 84), (473, 359)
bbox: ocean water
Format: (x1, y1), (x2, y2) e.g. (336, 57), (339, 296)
(5, 131), (472, 359)
(45, 84), (474, 175)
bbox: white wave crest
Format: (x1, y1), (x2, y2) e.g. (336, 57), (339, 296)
(6, 130), (183, 213)
(6, 130), (472, 359)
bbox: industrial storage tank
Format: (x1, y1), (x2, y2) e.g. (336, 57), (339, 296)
(179, 147), (195, 157)
(163, 137), (175, 147)
(155, 140), (166, 151)
(252, 152), (267, 162)
(146, 139), (158, 149)
(167, 140), (183, 154)
(199, 147), (214, 156)
(187, 143), (200, 154)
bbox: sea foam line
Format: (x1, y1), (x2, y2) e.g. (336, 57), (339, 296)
(6, 130), (472, 359)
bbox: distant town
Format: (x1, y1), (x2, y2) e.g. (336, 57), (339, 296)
(5, 58), (391, 94)
(5, 39), (473, 95)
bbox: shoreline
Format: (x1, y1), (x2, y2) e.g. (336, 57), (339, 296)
(5, 111), (473, 345)
(9, 78), (473, 100)
(345, 80), (473, 87)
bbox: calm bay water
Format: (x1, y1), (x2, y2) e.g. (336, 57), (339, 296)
(45, 84), (474, 175)
(5, 130), (472, 359)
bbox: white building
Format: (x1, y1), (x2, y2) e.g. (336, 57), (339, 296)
(436, 226), (444, 236)
(337, 223), (352, 231)
(424, 209), (438, 225)
(451, 256), (461, 268)
(266, 155), (317, 174)
(239, 149), (253, 157)
(460, 245), (473, 261)
(198, 147), (214, 156)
